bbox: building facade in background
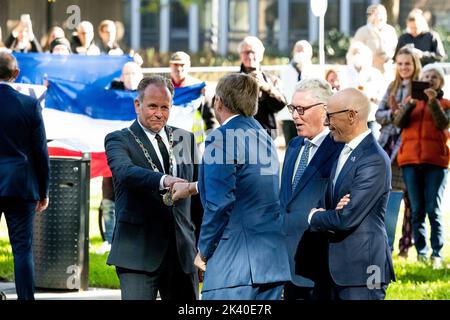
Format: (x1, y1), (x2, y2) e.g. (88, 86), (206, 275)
(0, 0), (449, 56)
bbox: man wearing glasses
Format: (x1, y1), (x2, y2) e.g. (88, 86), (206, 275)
(307, 88), (395, 300)
(280, 78), (343, 300)
(238, 36), (286, 139)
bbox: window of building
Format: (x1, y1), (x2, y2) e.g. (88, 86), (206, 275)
(229, 0), (249, 45)
(289, 0), (309, 46)
(261, 0), (279, 48)
(325, 0), (340, 32)
(350, 0), (372, 33)
(140, 0), (159, 48)
(170, 0), (189, 50)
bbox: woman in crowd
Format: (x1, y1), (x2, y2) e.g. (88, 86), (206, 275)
(42, 26), (65, 52)
(393, 63), (450, 269)
(395, 8), (446, 66)
(376, 46), (421, 258)
(5, 14), (42, 53)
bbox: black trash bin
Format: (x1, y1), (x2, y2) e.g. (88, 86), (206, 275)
(33, 156), (90, 291)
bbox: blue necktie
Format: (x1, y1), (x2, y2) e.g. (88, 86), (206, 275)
(292, 141), (311, 191)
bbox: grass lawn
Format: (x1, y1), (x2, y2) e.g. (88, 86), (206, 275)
(1, 177), (449, 299)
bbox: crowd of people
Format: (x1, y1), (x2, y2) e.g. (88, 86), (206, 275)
(0, 4), (449, 301)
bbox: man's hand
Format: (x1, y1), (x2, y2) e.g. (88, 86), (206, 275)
(171, 182), (194, 201)
(130, 50), (144, 66)
(335, 193), (350, 210)
(389, 94), (400, 114)
(194, 252), (206, 272)
(35, 197), (49, 213)
(163, 176), (187, 189)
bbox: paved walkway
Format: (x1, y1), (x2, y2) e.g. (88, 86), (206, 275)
(0, 282), (121, 300)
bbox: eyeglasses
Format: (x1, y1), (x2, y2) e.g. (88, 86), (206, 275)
(325, 109), (356, 122)
(286, 102), (324, 115)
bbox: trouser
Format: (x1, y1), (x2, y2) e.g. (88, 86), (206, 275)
(116, 230), (198, 300)
(101, 177), (116, 244)
(312, 272), (387, 300)
(201, 283), (284, 300)
(402, 164), (447, 258)
(0, 197), (36, 300)
(283, 281), (314, 300)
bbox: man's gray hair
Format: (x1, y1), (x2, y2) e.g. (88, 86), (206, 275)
(294, 78), (333, 103)
(237, 36), (265, 55)
(136, 75), (174, 103)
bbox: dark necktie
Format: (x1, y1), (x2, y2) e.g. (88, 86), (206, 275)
(155, 133), (170, 174)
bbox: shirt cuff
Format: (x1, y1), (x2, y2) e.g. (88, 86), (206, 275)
(308, 209), (319, 224)
(159, 174), (167, 190)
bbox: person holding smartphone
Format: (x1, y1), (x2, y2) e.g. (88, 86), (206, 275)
(375, 46), (422, 258)
(393, 63), (450, 269)
(5, 14), (42, 53)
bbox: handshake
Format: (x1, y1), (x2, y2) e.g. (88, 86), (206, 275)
(163, 176), (198, 202)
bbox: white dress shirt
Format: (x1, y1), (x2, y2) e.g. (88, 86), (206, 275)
(221, 114), (239, 126)
(308, 129), (372, 224)
(333, 129), (372, 186)
(137, 120), (177, 189)
(291, 128), (330, 184)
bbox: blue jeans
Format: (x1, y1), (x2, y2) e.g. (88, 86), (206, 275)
(402, 164), (448, 258)
(0, 198), (36, 300)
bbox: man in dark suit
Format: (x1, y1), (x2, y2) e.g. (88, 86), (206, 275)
(172, 74), (291, 300)
(280, 78), (343, 300)
(105, 75), (200, 300)
(308, 88), (395, 300)
(0, 51), (50, 300)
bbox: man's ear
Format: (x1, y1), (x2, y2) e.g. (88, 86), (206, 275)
(348, 110), (357, 125)
(134, 99), (141, 114)
(10, 69), (19, 82)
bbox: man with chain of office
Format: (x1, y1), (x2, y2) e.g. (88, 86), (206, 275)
(104, 75), (200, 300)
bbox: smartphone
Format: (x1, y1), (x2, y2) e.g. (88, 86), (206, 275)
(411, 81), (430, 101)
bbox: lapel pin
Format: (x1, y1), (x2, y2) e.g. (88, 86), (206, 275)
(351, 156), (356, 162)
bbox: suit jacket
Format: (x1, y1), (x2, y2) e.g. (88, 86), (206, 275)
(105, 120), (199, 274)
(280, 134), (343, 287)
(0, 83), (49, 201)
(198, 115), (290, 292)
(310, 133), (396, 287)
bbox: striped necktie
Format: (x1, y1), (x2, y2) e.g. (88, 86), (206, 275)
(292, 141), (312, 190)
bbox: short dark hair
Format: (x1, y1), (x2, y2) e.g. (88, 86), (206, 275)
(136, 75), (174, 102)
(0, 51), (18, 81)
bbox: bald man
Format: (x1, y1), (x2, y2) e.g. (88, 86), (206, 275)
(307, 88), (395, 300)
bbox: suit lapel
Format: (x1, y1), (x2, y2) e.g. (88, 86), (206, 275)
(292, 135), (338, 199)
(333, 134), (374, 200)
(170, 126), (186, 178)
(129, 120), (164, 172)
